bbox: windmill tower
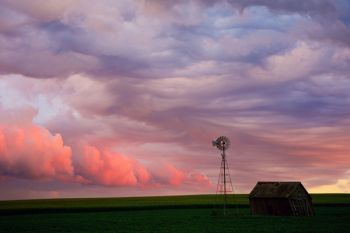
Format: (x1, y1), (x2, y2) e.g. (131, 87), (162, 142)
(212, 136), (234, 214)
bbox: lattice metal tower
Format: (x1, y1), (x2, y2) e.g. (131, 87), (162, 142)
(212, 136), (233, 214)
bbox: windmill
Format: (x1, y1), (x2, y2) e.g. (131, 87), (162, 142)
(212, 136), (234, 214)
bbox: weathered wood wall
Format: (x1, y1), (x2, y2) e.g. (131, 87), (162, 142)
(250, 197), (314, 216)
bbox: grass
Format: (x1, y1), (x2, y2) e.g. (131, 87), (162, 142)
(1, 194), (348, 212)
(0, 194), (247, 214)
(0, 194), (247, 207)
(310, 193), (350, 204)
(0, 194), (349, 233)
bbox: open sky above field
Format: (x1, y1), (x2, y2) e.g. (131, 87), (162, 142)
(0, 0), (350, 199)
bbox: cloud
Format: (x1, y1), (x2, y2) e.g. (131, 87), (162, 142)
(1, 0), (350, 198)
(0, 0), (348, 79)
(72, 144), (212, 188)
(0, 120), (73, 180)
(0, 103), (210, 190)
(0, 0), (78, 22)
(189, 172), (212, 188)
(310, 174), (350, 193)
(152, 164), (186, 186)
(3, 68), (350, 193)
(74, 145), (151, 186)
(227, 0), (337, 16)
(146, 0), (337, 17)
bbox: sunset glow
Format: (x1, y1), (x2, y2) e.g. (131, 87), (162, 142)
(0, 0), (350, 199)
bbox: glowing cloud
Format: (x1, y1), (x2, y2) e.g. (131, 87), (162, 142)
(0, 122), (73, 180)
(74, 145), (151, 186)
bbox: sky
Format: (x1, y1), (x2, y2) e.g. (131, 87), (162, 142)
(0, 0), (350, 200)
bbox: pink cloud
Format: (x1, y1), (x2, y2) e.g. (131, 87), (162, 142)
(189, 172), (212, 188)
(0, 122), (73, 180)
(165, 164), (186, 186)
(73, 146), (213, 189)
(74, 145), (152, 186)
(0, 105), (212, 191)
(151, 164), (212, 188)
(0, 120), (213, 190)
(150, 164), (185, 186)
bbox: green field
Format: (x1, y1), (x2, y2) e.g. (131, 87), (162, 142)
(0, 194), (349, 233)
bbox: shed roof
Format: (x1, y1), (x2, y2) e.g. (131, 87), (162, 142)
(249, 181), (310, 198)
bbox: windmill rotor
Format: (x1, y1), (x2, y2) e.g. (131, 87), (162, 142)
(212, 136), (230, 151)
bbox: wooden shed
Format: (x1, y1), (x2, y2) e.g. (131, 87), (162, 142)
(249, 182), (314, 216)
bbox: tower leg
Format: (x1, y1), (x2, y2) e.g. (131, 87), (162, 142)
(223, 150), (226, 215)
(216, 149), (233, 216)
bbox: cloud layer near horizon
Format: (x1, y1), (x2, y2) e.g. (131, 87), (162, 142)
(0, 107), (211, 191)
(0, 0), (350, 199)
